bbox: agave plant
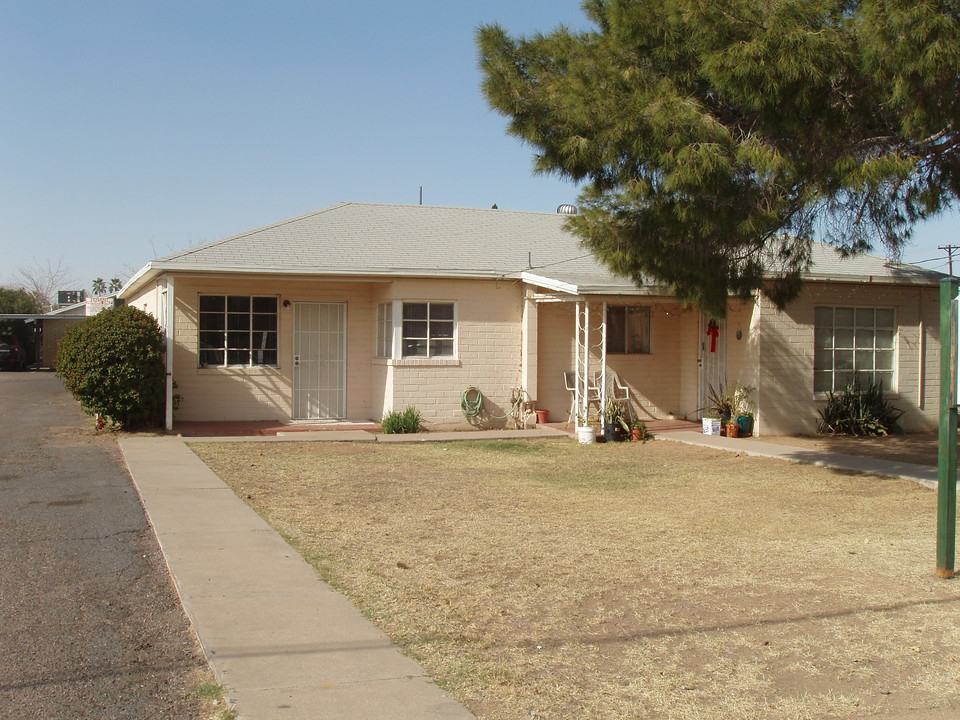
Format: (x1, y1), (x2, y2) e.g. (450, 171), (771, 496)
(817, 377), (904, 436)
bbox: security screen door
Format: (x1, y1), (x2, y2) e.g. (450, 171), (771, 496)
(699, 311), (726, 415)
(293, 303), (346, 420)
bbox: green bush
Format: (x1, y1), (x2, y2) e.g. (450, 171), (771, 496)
(56, 305), (166, 430)
(817, 377), (904, 437)
(380, 406), (423, 434)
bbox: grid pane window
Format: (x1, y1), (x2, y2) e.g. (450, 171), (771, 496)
(813, 306), (895, 392)
(605, 306), (651, 354)
(199, 295), (278, 367)
(402, 302), (454, 357)
(376, 302), (393, 358)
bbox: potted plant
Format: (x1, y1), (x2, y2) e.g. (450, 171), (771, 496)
(630, 420), (649, 442)
(702, 384), (734, 434)
(602, 397), (630, 442)
(731, 385), (755, 437)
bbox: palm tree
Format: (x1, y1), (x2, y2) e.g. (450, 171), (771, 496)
(108, 278), (122, 293)
(92, 278), (106, 296)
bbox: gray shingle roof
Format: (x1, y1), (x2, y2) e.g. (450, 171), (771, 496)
(128, 202), (944, 295)
(154, 202), (596, 279)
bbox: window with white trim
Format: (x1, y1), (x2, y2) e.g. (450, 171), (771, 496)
(199, 295), (278, 367)
(814, 306), (895, 392)
(376, 302), (392, 358)
(605, 305), (652, 354)
(402, 302), (454, 357)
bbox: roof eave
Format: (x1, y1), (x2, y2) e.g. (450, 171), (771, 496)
(123, 262), (524, 293)
(800, 272), (944, 285)
(520, 272), (580, 295)
(118, 262), (160, 300)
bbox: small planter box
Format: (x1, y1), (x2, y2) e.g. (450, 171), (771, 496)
(702, 418), (721, 435)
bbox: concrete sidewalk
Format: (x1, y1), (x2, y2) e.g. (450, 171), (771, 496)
(119, 436), (475, 720)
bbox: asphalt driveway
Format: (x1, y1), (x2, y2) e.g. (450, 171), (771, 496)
(0, 371), (209, 719)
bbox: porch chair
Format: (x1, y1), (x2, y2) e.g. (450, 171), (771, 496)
(564, 370), (602, 426)
(610, 373), (631, 405)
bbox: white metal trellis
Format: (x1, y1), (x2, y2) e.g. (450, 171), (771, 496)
(573, 300), (608, 424)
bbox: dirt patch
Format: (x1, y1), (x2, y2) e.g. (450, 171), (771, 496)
(192, 438), (960, 720)
(754, 432), (940, 467)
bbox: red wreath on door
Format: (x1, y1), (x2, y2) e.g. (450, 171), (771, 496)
(706, 319), (719, 353)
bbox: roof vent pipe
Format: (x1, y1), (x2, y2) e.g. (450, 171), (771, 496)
(557, 204), (578, 215)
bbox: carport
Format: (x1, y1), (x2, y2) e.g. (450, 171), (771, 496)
(0, 312), (89, 369)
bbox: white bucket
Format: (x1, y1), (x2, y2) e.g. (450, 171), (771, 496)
(576, 426), (597, 444)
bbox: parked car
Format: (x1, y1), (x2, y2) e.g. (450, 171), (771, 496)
(0, 334), (27, 370)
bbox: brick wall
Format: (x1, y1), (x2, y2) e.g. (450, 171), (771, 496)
(160, 274), (527, 427)
(143, 270), (942, 433)
(384, 278), (526, 428)
(167, 276), (381, 423)
(756, 282), (940, 435)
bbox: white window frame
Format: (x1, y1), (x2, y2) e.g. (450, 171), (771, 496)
(375, 302), (393, 359)
(813, 305), (896, 393)
(401, 301), (456, 358)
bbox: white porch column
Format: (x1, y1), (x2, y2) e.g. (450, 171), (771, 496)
(579, 301), (591, 423)
(600, 301), (608, 402)
(521, 291), (539, 401)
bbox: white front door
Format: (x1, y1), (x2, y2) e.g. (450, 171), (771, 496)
(699, 312), (726, 416)
(293, 302), (346, 420)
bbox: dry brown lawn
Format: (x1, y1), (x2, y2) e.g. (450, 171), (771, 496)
(190, 437), (960, 720)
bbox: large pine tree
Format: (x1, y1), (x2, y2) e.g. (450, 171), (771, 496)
(478, 0), (960, 315)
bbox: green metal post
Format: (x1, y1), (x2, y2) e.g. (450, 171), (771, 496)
(937, 279), (958, 578)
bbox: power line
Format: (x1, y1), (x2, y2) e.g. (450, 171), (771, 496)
(939, 246), (960, 276)
(907, 255), (949, 265)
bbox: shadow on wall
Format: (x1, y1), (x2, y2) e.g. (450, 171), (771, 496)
(758, 302), (825, 436)
(174, 363), (294, 423)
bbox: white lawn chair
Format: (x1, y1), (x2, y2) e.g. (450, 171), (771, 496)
(564, 371), (601, 426)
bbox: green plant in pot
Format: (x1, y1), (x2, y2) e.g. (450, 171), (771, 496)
(602, 397), (630, 442)
(703, 384), (734, 425)
(630, 420), (649, 442)
(731, 384), (755, 436)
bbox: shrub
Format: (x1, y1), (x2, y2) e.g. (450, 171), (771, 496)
(56, 305), (166, 430)
(380, 406), (424, 434)
(817, 377), (904, 437)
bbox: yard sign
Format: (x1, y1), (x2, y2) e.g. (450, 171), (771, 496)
(938, 278), (958, 578)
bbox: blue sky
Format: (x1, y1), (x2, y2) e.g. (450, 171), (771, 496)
(2, 1), (957, 293)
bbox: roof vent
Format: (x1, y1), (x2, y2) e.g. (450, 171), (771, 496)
(557, 204), (578, 215)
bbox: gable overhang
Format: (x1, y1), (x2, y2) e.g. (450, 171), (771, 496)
(520, 271), (675, 300)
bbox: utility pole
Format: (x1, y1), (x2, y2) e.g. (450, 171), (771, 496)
(939, 245), (960, 276)
(938, 278), (958, 578)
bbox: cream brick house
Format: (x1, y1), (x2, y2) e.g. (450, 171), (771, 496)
(119, 202), (946, 436)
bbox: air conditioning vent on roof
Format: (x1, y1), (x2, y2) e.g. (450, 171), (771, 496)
(557, 204), (578, 215)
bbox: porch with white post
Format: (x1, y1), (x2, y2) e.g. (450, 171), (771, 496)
(573, 299), (608, 427)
